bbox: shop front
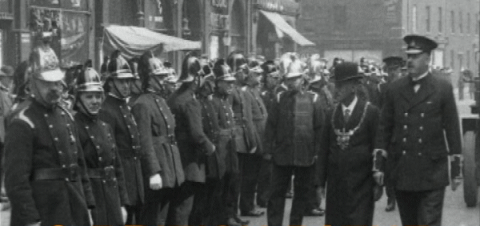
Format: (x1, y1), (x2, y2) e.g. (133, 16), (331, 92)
(10, 0), (93, 68)
(0, 0), (13, 67)
(253, 0), (314, 59)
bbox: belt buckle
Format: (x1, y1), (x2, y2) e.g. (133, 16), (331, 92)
(68, 164), (79, 182)
(104, 166), (115, 181)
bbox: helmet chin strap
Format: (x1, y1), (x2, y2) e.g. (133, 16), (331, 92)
(112, 80), (128, 99)
(31, 80), (58, 109)
(77, 96), (99, 118)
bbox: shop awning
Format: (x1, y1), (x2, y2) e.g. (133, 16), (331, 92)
(103, 25), (201, 58)
(259, 10), (315, 46)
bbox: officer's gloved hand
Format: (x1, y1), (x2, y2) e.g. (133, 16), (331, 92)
(149, 173), (163, 190)
(121, 206), (128, 223)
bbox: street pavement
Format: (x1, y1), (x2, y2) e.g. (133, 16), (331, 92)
(1, 88), (479, 226)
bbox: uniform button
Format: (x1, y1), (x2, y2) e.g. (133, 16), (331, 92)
(421, 113), (424, 118)
(96, 145), (100, 149)
(99, 157), (103, 161)
(402, 150), (406, 155)
(44, 114), (48, 117)
(85, 126), (89, 129)
(123, 115), (127, 118)
(62, 164), (66, 168)
(420, 126), (423, 131)
(403, 125), (407, 130)
(134, 157), (137, 160)
(418, 153), (422, 156)
(65, 178), (69, 182)
(90, 136), (94, 139)
(127, 125), (130, 128)
(54, 137), (59, 141)
(167, 125), (170, 128)
(419, 139), (422, 143)
(49, 125), (53, 128)
(403, 138), (407, 142)
(59, 151), (62, 154)
(103, 180), (106, 184)
(404, 113), (408, 117)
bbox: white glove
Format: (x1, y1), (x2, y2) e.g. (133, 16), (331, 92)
(149, 173), (163, 190)
(121, 206), (128, 223)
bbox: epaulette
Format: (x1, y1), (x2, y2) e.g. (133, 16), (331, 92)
(57, 104), (75, 122)
(307, 91), (319, 102)
(16, 107), (35, 129)
(276, 91), (285, 102)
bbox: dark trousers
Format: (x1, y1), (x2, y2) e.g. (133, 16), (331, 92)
(267, 164), (313, 226)
(396, 188), (445, 226)
(257, 159), (272, 206)
(125, 202), (143, 225)
(189, 178), (223, 226)
(222, 169), (240, 219)
(138, 188), (172, 226)
(238, 153), (263, 213)
(166, 181), (200, 226)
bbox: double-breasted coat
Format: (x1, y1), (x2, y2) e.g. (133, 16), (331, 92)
(75, 112), (129, 226)
(132, 92), (184, 191)
(212, 93), (239, 174)
(168, 89), (215, 183)
(5, 100), (95, 226)
(230, 86), (257, 153)
(198, 95), (226, 179)
(375, 73), (462, 191)
(99, 95), (144, 205)
(247, 87), (268, 155)
(318, 99), (379, 226)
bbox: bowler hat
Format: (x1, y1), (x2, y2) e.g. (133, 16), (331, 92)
(404, 35), (438, 54)
(333, 62), (362, 83)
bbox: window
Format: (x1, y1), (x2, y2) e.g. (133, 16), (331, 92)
(467, 50), (471, 69)
(451, 11), (455, 33)
(333, 4), (347, 31)
(412, 6), (417, 32)
(451, 50), (455, 69)
(438, 7), (442, 32)
(426, 6), (431, 32)
(468, 13), (471, 33)
(460, 11), (463, 33)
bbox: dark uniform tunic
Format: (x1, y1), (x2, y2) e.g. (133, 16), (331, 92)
(5, 100), (95, 226)
(318, 99), (379, 226)
(265, 90), (324, 226)
(99, 95), (144, 206)
(132, 92), (184, 226)
(75, 112), (129, 226)
(375, 73), (461, 226)
(230, 86), (257, 153)
(211, 92), (240, 221)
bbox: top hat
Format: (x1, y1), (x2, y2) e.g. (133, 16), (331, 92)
(29, 46), (64, 82)
(404, 35), (438, 54)
(213, 59), (236, 82)
(333, 62), (362, 83)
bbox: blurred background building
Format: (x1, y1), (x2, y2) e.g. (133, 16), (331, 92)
(297, 0), (480, 83)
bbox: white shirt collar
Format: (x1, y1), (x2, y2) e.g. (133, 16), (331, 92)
(412, 70), (430, 81)
(341, 95), (358, 113)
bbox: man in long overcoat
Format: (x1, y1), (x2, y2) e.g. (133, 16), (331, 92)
(317, 62), (381, 225)
(5, 45), (95, 226)
(375, 35), (462, 226)
(99, 52), (144, 224)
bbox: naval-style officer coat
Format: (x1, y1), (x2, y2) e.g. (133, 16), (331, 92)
(375, 72), (462, 191)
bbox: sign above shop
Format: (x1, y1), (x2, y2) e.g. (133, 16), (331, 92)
(210, 0), (229, 31)
(256, 0), (298, 15)
(0, 12), (13, 20)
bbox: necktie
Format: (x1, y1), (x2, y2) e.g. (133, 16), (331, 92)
(344, 109), (351, 122)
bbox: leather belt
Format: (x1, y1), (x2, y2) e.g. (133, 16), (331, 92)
(157, 135), (177, 144)
(32, 166), (80, 182)
(88, 166), (116, 180)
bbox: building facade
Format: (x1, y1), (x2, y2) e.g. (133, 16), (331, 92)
(0, 0), (14, 68)
(298, 0), (480, 82)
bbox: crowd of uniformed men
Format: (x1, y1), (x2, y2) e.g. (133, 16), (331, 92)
(0, 31), (464, 226)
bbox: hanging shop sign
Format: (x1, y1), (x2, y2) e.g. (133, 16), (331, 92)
(210, 0), (229, 31)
